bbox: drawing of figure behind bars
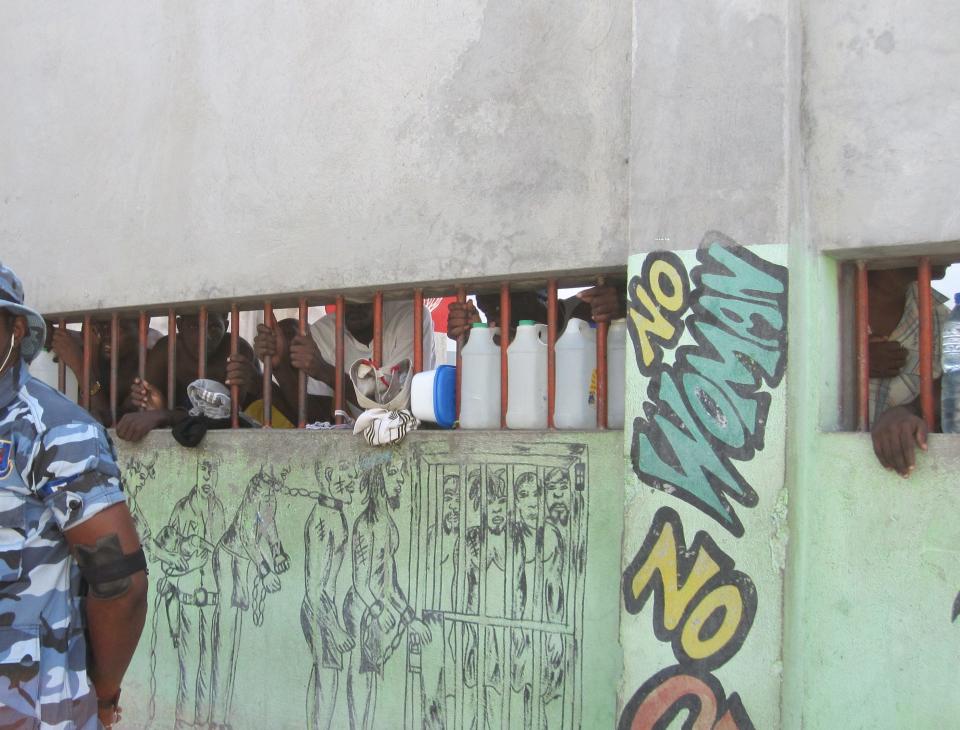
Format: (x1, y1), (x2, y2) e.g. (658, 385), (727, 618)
(301, 459), (362, 730)
(463, 468), (510, 730)
(152, 457), (227, 730)
(124, 454), (157, 553)
(344, 463), (432, 730)
(210, 465), (291, 729)
(510, 470), (565, 730)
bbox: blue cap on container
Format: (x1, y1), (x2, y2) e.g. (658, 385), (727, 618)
(433, 365), (457, 429)
(955, 292), (960, 306)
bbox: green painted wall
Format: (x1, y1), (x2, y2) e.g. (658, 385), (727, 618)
(115, 430), (624, 730)
(782, 244), (960, 730)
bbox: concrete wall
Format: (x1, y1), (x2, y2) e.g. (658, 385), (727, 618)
(803, 0), (960, 252)
(117, 429), (624, 730)
(0, 1), (630, 314)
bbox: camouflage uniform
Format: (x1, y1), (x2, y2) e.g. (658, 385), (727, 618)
(0, 360), (126, 729)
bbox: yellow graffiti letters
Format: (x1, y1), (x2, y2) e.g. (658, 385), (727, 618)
(622, 508), (756, 670)
(628, 251), (690, 375)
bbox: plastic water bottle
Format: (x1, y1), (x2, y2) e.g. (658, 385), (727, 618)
(506, 320), (548, 429)
(607, 318), (627, 428)
(941, 293), (960, 432)
(554, 318), (597, 429)
(460, 323), (501, 429)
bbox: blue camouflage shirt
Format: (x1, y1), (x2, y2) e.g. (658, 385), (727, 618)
(0, 360), (126, 729)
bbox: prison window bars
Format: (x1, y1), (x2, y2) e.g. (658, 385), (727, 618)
(46, 275), (617, 431)
(854, 257), (937, 433)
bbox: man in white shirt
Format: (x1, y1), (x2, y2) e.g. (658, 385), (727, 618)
(252, 299), (435, 417)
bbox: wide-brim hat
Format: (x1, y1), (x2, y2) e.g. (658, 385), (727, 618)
(0, 262), (47, 364)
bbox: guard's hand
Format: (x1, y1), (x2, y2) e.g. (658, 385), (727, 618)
(254, 322), (288, 370)
(225, 352), (258, 398)
(273, 550), (290, 575)
(869, 338), (908, 378)
(332, 628), (355, 654)
(871, 405), (928, 477)
(447, 301), (480, 340)
(116, 410), (168, 442)
(130, 377), (165, 411)
(49, 327), (84, 377)
(576, 285), (624, 323)
(289, 334), (327, 381)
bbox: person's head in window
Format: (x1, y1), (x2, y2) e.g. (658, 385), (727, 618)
(177, 312), (227, 360)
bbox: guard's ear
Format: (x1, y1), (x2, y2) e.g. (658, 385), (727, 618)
(325, 467), (334, 482)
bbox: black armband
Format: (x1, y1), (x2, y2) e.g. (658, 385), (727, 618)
(74, 534), (147, 599)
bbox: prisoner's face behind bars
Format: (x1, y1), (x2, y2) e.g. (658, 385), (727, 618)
(514, 472), (542, 527)
(487, 472), (508, 535)
(177, 313), (227, 359)
(544, 468), (571, 527)
(441, 474), (461, 533)
(385, 461), (404, 507)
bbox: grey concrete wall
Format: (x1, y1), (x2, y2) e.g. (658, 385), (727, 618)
(0, 1), (630, 314)
(803, 0), (960, 252)
(629, 0), (792, 251)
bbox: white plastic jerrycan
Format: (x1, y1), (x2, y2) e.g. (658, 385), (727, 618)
(607, 318), (627, 428)
(506, 320), (548, 429)
(460, 322), (501, 429)
(554, 317), (597, 429)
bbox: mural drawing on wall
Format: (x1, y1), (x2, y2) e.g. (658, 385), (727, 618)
(619, 233), (787, 730)
(126, 441), (591, 730)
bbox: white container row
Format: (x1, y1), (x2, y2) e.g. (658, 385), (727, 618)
(459, 317), (627, 430)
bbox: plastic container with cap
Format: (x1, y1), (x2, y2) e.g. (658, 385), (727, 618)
(411, 365), (457, 429)
(554, 317), (597, 429)
(506, 320), (548, 429)
(460, 322), (501, 429)
(607, 318), (627, 428)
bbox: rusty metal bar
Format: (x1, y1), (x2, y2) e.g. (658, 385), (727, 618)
(138, 311), (148, 382)
(335, 296), (346, 425)
(918, 257), (935, 431)
(856, 262), (870, 431)
(298, 297), (308, 428)
(500, 283), (510, 428)
(597, 321), (609, 429)
(596, 275), (609, 429)
(455, 286), (466, 419)
(373, 291), (384, 367)
(230, 304), (240, 429)
(57, 318), (66, 393)
(262, 301), (273, 428)
(197, 306), (208, 380)
(110, 314), (119, 427)
(81, 314), (92, 411)
(413, 289), (424, 375)
(547, 279), (558, 429)
(167, 308), (176, 410)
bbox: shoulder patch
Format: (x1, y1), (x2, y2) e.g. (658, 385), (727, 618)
(0, 439), (12, 479)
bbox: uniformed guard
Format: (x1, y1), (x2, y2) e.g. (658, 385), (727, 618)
(0, 261), (148, 729)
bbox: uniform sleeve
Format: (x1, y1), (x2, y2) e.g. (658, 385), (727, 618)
(29, 422), (126, 531)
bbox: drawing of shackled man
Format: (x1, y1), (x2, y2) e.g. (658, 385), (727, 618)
(344, 462), (432, 730)
(153, 456), (227, 730)
(301, 459), (364, 730)
(210, 465), (291, 730)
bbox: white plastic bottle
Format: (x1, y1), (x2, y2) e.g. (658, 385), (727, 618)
(506, 320), (548, 429)
(607, 318), (627, 429)
(554, 318), (597, 429)
(460, 322), (501, 429)
(941, 294), (960, 432)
